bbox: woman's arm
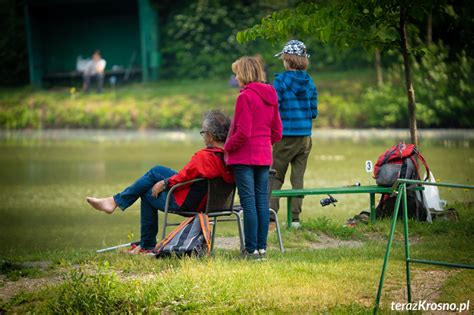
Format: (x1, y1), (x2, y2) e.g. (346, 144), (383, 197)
(224, 93), (253, 152)
(271, 106), (283, 144)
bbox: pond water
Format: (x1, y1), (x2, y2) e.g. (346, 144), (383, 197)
(1, 129), (473, 253)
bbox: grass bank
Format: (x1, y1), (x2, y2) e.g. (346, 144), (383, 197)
(0, 69), (374, 129)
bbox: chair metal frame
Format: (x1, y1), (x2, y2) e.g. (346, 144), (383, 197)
(161, 172), (285, 254)
(161, 177), (245, 253)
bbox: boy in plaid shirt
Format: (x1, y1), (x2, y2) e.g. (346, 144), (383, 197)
(270, 40), (318, 228)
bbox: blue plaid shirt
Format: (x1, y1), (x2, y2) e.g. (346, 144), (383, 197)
(273, 70), (318, 136)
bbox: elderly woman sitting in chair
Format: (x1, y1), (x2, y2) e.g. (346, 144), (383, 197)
(86, 110), (234, 254)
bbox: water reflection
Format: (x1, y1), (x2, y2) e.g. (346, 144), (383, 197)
(0, 129), (473, 186)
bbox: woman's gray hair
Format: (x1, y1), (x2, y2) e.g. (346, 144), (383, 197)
(203, 110), (231, 143)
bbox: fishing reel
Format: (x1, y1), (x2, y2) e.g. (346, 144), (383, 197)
(320, 194), (338, 207)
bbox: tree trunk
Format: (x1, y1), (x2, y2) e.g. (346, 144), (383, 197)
(399, 6), (419, 147)
(427, 11), (432, 45)
(375, 48), (384, 88)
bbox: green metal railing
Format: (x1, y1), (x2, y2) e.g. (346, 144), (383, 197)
(373, 179), (474, 314)
(271, 185), (426, 228)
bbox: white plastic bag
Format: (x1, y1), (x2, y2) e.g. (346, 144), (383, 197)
(422, 171), (445, 212)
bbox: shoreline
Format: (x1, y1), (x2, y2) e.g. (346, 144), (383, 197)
(1, 128), (473, 141)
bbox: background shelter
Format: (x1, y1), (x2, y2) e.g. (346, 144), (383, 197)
(24, 0), (160, 86)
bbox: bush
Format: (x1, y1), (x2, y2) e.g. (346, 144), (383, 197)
(48, 262), (141, 314)
(0, 82), (238, 129)
(359, 42), (474, 128)
(160, 1), (281, 80)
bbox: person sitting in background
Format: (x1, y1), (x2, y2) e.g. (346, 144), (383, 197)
(82, 50), (106, 93)
(86, 110), (234, 254)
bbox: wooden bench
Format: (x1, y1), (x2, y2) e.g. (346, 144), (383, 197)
(42, 68), (142, 82)
(271, 185), (425, 228)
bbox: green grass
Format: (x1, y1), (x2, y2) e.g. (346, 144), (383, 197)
(0, 134), (473, 313)
(3, 219), (473, 313)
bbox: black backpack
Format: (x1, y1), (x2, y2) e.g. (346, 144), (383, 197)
(374, 144), (430, 221)
(376, 191), (428, 221)
(154, 213), (211, 258)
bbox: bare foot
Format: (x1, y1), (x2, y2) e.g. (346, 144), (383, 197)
(86, 196), (117, 214)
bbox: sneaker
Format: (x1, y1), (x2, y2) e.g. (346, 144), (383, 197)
(126, 245), (154, 255)
(126, 245), (142, 255)
(258, 249), (267, 260)
(291, 221), (301, 229)
(241, 249), (260, 260)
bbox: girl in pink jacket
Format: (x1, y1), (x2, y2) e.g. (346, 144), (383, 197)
(225, 56), (282, 259)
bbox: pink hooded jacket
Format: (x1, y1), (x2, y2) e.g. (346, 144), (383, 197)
(225, 82), (283, 166)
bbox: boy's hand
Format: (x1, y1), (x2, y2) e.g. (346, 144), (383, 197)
(152, 180), (166, 198)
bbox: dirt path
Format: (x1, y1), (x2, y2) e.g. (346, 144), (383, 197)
(213, 234), (364, 250)
(0, 274), (64, 302)
(357, 269), (461, 312)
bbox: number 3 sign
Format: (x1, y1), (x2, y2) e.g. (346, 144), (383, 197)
(365, 160), (373, 173)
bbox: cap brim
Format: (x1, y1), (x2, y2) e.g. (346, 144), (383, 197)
(273, 51), (283, 58)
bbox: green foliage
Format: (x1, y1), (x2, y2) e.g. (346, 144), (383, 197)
(160, 1), (275, 79)
(357, 42), (474, 128)
(358, 85), (408, 128)
(317, 93), (361, 128)
(0, 57), (472, 129)
(413, 44), (474, 127)
(237, 1), (405, 52)
(0, 81), (238, 129)
(49, 261), (129, 314)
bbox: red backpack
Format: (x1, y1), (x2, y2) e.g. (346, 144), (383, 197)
(374, 143), (430, 187)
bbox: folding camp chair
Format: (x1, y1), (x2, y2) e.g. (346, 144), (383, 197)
(97, 172), (283, 254)
(161, 177), (244, 253)
(161, 170), (284, 254)
(96, 178), (238, 254)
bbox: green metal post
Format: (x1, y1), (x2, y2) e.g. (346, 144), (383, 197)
(138, 0), (149, 82)
(408, 259), (474, 269)
(374, 187), (404, 314)
(287, 197), (293, 229)
(374, 179), (474, 313)
(24, 5), (42, 87)
(402, 184), (412, 302)
(370, 193), (376, 223)
(138, 0), (160, 82)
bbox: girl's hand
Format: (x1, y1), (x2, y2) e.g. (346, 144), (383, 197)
(152, 180), (166, 198)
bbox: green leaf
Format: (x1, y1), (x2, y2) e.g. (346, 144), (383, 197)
(303, 20), (310, 33)
(374, 7), (382, 17)
(236, 31), (243, 44)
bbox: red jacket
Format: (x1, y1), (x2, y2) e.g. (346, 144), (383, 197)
(167, 147), (234, 211)
(225, 82), (282, 165)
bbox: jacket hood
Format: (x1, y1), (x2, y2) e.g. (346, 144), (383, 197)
(276, 71), (313, 95)
(243, 82), (278, 106)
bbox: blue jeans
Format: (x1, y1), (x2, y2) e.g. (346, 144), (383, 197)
(233, 165), (270, 252)
(113, 165), (179, 250)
